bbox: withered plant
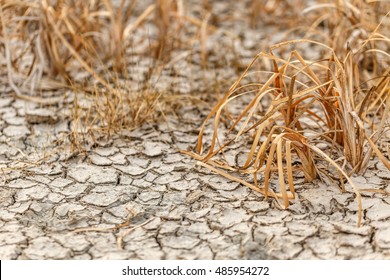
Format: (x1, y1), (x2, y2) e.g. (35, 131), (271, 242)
(185, 20), (390, 226)
(0, 0), (202, 150)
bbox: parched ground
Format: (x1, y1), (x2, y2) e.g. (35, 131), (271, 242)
(1, 0), (390, 260)
(1, 97), (390, 259)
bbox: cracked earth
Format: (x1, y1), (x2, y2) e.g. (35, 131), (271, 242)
(1, 96), (390, 259)
(1, 0), (390, 260)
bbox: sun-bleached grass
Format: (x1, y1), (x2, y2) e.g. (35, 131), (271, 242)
(185, 6), (390, 225)
(0, 0), (210, 150)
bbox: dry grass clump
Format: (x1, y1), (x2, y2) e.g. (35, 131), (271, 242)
(185, 5), (390, 226)
(0, 0), (162, 143)
(0, 0), (182, 79)
(301, 0), (390, 56)
(0, 0), (210, 149)
(0, 0), (230, 144)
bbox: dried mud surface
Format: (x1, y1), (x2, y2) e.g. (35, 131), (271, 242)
(1, 0), (390, 260)
(1, 99), (390, 260)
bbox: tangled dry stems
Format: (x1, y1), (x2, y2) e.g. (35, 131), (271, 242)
(186, 1), (390, 226)
(0, 0), (209, 148)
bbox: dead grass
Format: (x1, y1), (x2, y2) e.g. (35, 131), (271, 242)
(302, 0), (390, 56)
(0, 0), (213, 150)
(185, 1), (390, 226)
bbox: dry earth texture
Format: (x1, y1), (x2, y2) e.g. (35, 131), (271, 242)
(0, 0), (390, 259)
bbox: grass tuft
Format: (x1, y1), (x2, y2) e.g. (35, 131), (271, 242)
(0, 0), (208, 150)
(185, 10), (390, 225)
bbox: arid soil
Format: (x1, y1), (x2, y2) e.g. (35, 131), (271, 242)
(1, 99), (390, 259)
(1, 0), (390, 259)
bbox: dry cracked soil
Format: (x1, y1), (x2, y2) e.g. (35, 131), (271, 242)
(1, 0), (390, 260)
(1, 98), (390, 259)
